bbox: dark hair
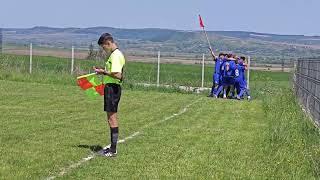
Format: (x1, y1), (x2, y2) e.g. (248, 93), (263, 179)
(226, 53), (233, 58)
(240, 56), (246, 60)
(98, 33), (114, 45)
(218, 53), (225, 57)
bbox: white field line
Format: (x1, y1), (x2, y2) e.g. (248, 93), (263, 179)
(143, 98), (202, 129)
(136, 83), (211, 94)
(46, 132), (140, 180)
(46, 98), (202, 180)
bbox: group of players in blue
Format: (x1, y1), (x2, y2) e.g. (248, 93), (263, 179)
(208, 52), (251, 101)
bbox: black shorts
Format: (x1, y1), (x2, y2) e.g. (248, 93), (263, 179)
(104, 84), (122, 112)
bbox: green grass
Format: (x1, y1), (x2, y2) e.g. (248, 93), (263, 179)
(0, 53), (291, 90)
(0, 54), (320, 179)
(0, 53), (213, 87)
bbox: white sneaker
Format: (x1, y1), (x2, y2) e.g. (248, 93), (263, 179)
(98, 148), (117, 157)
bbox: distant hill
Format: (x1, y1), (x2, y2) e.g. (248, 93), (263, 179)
(3, 26), (320, 61)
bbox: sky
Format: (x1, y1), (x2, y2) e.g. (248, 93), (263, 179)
(0, 0), (319, 36)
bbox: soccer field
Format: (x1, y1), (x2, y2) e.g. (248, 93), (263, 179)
(1, 73), (320, 179)
(0, 54), (320, 179)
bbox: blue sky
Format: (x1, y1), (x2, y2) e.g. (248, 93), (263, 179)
(0, 0), (319, 35)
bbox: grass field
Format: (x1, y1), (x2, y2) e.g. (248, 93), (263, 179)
(1, 54), (320, 179)
(0, 53), (289, 89)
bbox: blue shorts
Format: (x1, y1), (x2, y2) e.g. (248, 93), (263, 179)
(222, 77), (235, 86)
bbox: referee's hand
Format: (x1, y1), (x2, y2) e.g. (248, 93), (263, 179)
(93, 66), (105, 74)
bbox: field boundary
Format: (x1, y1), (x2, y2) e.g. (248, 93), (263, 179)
(294, 59), (320, 128)
(136, 83), (211, 93)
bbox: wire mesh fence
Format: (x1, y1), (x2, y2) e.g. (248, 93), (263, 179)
(0, 40), (294, 91)
(0, 43), (213, 88)
(294, 58), (320, 127)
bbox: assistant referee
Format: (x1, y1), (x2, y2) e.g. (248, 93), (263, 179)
(94, 33), (125, 157)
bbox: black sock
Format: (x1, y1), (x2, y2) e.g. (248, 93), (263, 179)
(110, 127), (119, 152)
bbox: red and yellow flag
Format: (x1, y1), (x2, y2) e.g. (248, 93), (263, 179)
(77, 73), (104, 98)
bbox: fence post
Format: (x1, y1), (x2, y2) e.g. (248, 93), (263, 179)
(0, 28), (2, 54)
(201, 54), (205, 88)
(247, 56), (251, 90)
(29, 43), (32, 74)
(157, 51), (160, 87)
(71, 46), (74, 75)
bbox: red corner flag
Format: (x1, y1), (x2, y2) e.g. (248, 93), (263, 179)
(199, 15), (205, 28)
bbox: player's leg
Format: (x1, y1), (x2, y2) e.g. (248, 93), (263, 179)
(229, 84), (235, 99)
(223, 85), (228, 99)
(245, 89), (251, 101)
(226, 86), (230, 96)
(234, 81), (240, 100)
(224, 77), (232, 98)
(237, 88), (245, 100)
(209, 74), (219, 97)
(101, 84), (121, 157)
(209, 83), (215, 97)
(214, 85), (223, 98)
(243, 80), (251, 100)
(213, 73), (220, 94)
(108, 112), (119, 152)
(208, 74), (215, 97)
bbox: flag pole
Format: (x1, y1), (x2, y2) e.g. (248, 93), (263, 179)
(202, 27), (213, 53)
(199, 15), (214, 59)
(247, 56), (251, 90)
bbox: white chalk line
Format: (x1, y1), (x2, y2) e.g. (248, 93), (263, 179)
(143, 98), (202, 129)
(46, 132), (140, 180)
(46, 98), (202, 180)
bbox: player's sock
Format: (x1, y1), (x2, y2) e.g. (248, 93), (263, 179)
(110, 127), (119, 152)
(210, 85), (215, 95)
(215, 86), (223, 97)
(246, 89), (251, 97)
(238, 89), (245, 98)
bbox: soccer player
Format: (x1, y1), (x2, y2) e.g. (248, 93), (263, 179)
(234, 57), (246, 99)
(94, 33), (126, 157)
(222, 54), (236, 99)
(208, 53), (225, 97)
(235, 56), (251, 100)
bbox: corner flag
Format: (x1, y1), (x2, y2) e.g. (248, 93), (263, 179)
(199, 15), (205, 28)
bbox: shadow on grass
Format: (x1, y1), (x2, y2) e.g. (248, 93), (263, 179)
(77, 145), (103, 152)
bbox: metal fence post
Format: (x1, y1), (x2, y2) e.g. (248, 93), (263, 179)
(201, 54), (205, 88)
(157, 51), (160, 87)
(247, 56), (251, 90)
(71, 46), (74, 75)
(29, 43), (32, 74)
(0, 28), (2, 54)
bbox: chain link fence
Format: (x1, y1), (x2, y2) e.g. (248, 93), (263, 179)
(294, 58), (320, 127)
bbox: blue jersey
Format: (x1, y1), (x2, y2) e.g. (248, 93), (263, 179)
(235, 63), (245, 82)
(214, 58), (224, 74)
(220, 58), (227, 78)
(222, 60), (235, 77)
